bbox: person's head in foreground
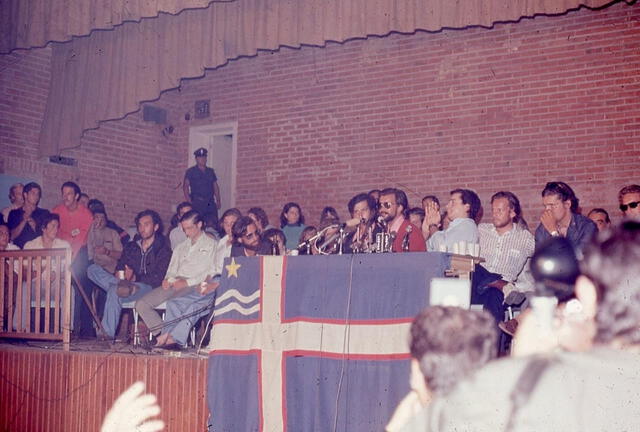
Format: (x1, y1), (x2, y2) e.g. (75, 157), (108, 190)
(410, 306), (497, 398)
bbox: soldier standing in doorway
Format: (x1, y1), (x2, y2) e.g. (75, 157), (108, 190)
(183, 147), (221, 226)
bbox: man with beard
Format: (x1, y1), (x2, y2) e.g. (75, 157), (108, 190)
(478, 191), (535, 293)
(136, 210), (217, 347)
(378, 188), (426, 252)
(231, 216), (262, 257)
(87, 209), (172, 340)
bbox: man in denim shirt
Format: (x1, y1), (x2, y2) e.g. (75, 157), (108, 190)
(535, 181), (597, 252)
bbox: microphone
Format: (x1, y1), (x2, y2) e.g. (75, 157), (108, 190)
(339, 218), (361, 231)
(297, 231), (322, 249)
(377, 215), (387, 226)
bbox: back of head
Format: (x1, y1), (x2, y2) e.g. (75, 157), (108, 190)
(530, 237), (580, 302)
(410, 306), (497, 396)
(581, 220), (640, 346)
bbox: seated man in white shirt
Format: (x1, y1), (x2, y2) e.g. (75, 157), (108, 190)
(135, 210), (216, 348)
(426, 188), (480, 252)
(479, 191), (535, 295)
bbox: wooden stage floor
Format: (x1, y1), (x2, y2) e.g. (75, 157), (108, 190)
(0, 339), (209, 431)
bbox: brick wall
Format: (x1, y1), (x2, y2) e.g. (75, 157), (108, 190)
(1, 2), (638, 232)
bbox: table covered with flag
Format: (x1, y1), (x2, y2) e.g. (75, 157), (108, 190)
(206, 252), (450, 431)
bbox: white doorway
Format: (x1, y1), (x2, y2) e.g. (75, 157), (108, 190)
(188, 122), (238, 214)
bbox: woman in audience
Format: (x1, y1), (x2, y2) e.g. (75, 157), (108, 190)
(280, 202), (306, 251)
(247, 207), (272, 234)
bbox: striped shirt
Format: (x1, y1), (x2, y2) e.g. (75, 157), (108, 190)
(478, 223), (535, 283)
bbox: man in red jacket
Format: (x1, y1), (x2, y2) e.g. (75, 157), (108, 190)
(378, 188), (426, 252)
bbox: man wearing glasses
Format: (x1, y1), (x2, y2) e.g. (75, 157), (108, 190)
(535, 181), (597, 251)
(618, 184), (640, 220)
(231, 216), (262, 257)
(378, 188), (426, 252)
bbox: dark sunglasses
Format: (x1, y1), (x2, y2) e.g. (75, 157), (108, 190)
(243, 231), (257, 239)
(620, 201), (640, 212)
(379, 201), (394, 209)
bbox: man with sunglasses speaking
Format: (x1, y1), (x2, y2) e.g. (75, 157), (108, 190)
(535, 181), (597, 252)
(378, 188), (426, 252)
(619, 184), (640, 220)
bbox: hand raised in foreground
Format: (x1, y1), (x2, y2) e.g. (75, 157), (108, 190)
(101, 381), (164, 432)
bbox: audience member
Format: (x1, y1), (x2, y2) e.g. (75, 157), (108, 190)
(169, 202), (193, 249)
(213, 208), (241, 276)
(203, 212), (221, 242)
(368, 189), (381, 206)
(136, 210), (216, 346)
(426, 189), (480, 252)
(388, 307), (497, 432)
(14, 212), (71, 331)
(2, 183), (24, 222)
(231, 216), (262, 257)
(0, 223), (18, 251)
(88, 199), (130, 245)
(320, 206), (340, 224)
(618, 184), (640, 220)
(535, 181), (596, 251)
(298, 225), (318, 255)
(280, 202), (306, 251)
(87, 210), (171, 340)
(7, 182), (48, 249)
(259, 228), (286, 255)
(421, 195), (440, 212)
(407, 207), (425, 229)
(52, 181), (95, 337)
(435, 220), (640, 432)
(479, 191), (535, 294)
(87, 205), (123, 274)
(52, 181), (93, 257)
(247, 207), (272, 234)
(378, 188), (426, 252)
(587, 208), (611, 232)
(78, 193), (90, 207)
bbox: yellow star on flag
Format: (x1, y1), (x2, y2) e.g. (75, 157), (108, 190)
(225, 257), (241, 278)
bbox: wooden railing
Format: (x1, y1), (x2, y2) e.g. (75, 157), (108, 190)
(0, 248), (72, 350)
